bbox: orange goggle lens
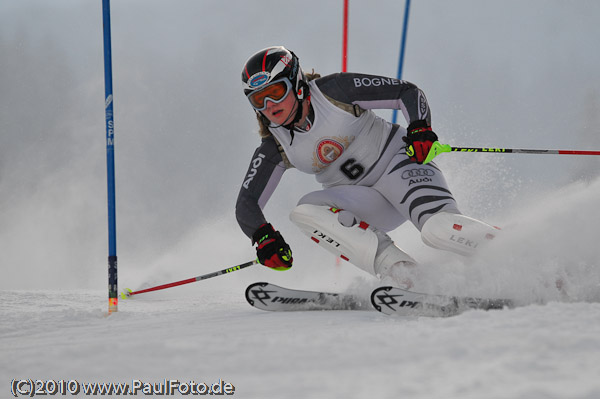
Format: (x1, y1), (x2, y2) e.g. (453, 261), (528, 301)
(247, 79), (292, 111)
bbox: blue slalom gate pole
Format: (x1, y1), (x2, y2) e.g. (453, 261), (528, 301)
(102, 0), (118, 313)
(392, 0), (411, 124)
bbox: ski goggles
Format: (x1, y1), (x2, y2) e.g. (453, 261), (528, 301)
(246, 78), (292, 111)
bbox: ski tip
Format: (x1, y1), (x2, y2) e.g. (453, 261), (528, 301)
(370, 286), (394, 312)
(245, 282), (269, 306)
(120, 288), (133, 299)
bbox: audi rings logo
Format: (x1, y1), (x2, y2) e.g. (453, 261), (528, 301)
(401, 169), (435, 179)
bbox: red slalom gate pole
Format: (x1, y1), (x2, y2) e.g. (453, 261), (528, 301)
(342, 0), (349, 72)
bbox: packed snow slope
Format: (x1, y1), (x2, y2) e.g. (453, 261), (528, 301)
(2, 291), (600, 399)
(2, 177), (600, 399)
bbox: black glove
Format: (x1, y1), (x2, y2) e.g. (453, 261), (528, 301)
(402, 120), (439, 164)
(252, 223), (293, 271)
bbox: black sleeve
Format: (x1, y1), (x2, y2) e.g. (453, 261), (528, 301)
(315, 73), (431, 126)
(235, 136), (287, 239)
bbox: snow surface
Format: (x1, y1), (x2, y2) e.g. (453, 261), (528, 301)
(2, 176), (600, 399)
(2, 290), (600, 399)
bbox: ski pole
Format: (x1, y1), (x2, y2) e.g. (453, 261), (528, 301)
(121, 259), (258, 298)
(422, 142), (600, 164)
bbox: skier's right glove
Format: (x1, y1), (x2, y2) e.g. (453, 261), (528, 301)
(252, 223), (293, 271)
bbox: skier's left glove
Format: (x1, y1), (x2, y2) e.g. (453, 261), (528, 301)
(403, 120), (439, 164)
(252, 223), (293, 271)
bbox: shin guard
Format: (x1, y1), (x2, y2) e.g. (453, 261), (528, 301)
(289, 204), (380, 275)
(421, 212), (499, 256)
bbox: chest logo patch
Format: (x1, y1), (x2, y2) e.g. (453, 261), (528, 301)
(316, 139), (345, 164)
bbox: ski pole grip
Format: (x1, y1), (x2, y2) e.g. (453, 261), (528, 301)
(423, 142), (452, 164)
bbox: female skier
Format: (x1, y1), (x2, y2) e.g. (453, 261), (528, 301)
(235, 46), (498, 286)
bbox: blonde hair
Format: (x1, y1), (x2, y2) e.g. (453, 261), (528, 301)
(256, 70), (321, 138)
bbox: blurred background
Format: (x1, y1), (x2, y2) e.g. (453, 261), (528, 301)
(1, 1), (598, 296)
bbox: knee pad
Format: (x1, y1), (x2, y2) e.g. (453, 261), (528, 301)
(421, 212), (499, 256)
(289, 204), (380, 275)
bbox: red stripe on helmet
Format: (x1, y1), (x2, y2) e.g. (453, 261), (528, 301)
(261, 50), (268, 71)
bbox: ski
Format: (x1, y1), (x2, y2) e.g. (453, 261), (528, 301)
(245, 282), (368, 312)
(371, 286), (514, 317)
(245, 282), (514, 317)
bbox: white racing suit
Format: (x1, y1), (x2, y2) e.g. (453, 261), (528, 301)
(235, 73), (498, 278)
